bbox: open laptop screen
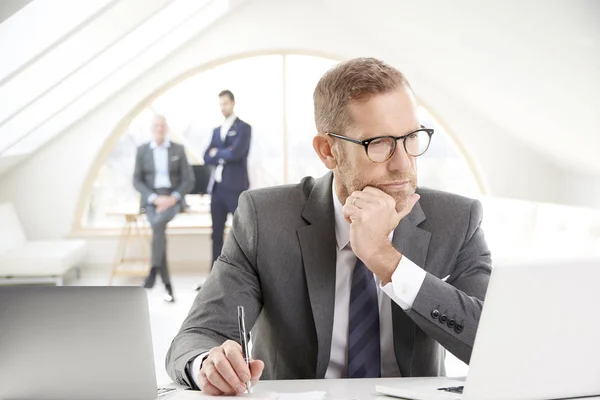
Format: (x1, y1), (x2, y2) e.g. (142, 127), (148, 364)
(0, 286), (158, 400)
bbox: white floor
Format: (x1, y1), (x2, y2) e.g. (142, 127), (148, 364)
(66, 268), (468, 385)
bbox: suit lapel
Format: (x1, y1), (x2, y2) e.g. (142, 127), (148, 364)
(224, 119), (238, 146)
(145, 144), (156, 182)
(391, 199), (430, 269)
(296, 173), (336, 378)
(390, 198), (431, 376)
(228, 118), (238, 133)
(167, 144), (174, 175)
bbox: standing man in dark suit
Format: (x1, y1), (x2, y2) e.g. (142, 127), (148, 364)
(204, 90), (252, 268)
(133, 115), (194, 303)
(166, 58), (492, 395)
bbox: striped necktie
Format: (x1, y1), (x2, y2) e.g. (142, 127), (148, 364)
(347, 257), (381, 378)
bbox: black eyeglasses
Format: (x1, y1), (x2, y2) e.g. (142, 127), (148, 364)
(326, 128), (434, 163)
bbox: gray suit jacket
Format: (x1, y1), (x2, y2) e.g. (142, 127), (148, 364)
(166, 172), (491, 387)
(133, 141), (195, 208)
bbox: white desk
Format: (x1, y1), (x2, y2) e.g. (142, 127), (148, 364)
(164, 377), (600, 399)
(244, 377), (442, 399)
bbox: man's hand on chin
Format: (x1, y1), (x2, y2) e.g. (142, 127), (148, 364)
(342, 186), (420, 283)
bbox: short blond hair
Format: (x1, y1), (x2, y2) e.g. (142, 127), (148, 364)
(313, 57), (411, 134)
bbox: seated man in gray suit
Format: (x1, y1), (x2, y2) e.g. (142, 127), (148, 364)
(133, 115), (194, 303)
(166, 58), (491, 394)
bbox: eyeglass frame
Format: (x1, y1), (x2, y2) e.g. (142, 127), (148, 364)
(325, 127), (434, 163)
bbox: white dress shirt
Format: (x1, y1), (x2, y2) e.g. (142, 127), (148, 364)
(326, 179), (427, 378)
(214, 114), (237, 183)
(191, 179), (427, 385)
(147, 138), (178, 203)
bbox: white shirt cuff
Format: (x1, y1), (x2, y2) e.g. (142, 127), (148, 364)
(147, 193), (158, 204)
(380, 256), (426, 310)
(191, 352), (210, 389)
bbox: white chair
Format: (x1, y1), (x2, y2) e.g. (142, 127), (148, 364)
(0, 202), (87, 285)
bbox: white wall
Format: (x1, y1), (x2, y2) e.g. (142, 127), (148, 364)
(561, 170), (600, 210)
(0, 0), (598, 268)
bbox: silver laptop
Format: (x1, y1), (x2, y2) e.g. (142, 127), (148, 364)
(376, 258), (600, 400)
(0, 286), (161, 400)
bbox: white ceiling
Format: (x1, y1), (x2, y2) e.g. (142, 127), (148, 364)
(0, 0), (32, 24)
(0, 0), (245, 175)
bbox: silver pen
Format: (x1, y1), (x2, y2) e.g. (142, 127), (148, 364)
(237, 305), (252, 393)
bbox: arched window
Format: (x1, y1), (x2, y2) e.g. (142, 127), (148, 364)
(83, 54), (485, 232)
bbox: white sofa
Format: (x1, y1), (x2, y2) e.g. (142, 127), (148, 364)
(0, 202), (87, 285)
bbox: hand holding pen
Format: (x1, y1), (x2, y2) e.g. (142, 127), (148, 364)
(196, 307), (264, 395)
(238, 306), (253, 393)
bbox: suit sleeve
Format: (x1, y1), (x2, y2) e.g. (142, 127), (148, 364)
(203, 130), (219, 165)
(133, 146), (154, 200)
(165, 191), (263, 388)
(214, 123), (251, 162)
(404, 199), (491, 364)
(173, 145), (195, 197)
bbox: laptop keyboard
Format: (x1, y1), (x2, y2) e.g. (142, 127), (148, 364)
(438, 386), (464, 394)
(157, 387), (177, 396)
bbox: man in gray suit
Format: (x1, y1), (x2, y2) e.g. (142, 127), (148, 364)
(166, 58), (491, 394)
(133, 115), (194, 303)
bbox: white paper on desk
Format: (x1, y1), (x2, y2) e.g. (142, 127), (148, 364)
(276, 391), (326, 400)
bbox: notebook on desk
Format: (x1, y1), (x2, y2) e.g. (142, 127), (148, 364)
(0, 286), (177, 400)
(376, 258), (600, 400)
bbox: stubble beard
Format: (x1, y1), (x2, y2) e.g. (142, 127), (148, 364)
(336, 159), (417, 213)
